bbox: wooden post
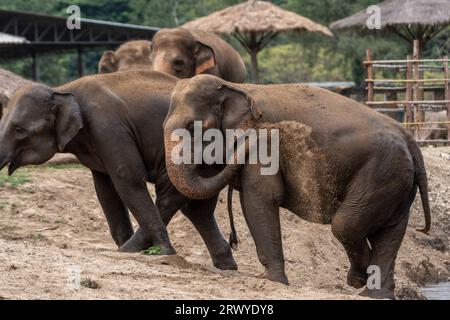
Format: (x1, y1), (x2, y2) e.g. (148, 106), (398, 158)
(31, 51), (38, 81)
(405, 54), (414, 134)
(413, 39), (424, 139)
(77, 47), (84, 78)
(444, 55), (449, 140)
(366, 49), (374, 105)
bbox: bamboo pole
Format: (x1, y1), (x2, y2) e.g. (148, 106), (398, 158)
(364, 58), (450, 64)
(444, 55), (450, 138)
(366, 100), (450, 105)
(365, 79), (449, 83)
(413, 40), (425, 138)
(366, 49), (374, 104)
(405, 55), (414, 134)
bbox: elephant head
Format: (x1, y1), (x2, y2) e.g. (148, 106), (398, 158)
(163, 75), (261, 199)
(0, 84), (83, 175)
(150, 28), (216, 79)
(98, 40), (152, 73)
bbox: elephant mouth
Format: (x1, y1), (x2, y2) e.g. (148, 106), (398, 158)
(0, 151), (22, 176)
(8, 152), (22, 176)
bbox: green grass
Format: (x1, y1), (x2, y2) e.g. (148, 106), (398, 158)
(43, 163), (84, 170)
(0, 169), (29, 187)
(142, 246), (162, 255)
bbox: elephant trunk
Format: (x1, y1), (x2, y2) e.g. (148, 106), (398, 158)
(164, 127), (238, 199)
(164, 118), (255, 200)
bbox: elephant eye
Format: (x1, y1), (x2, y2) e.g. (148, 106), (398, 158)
(173, 59), (185, 70)
(15, 126), (26, 134)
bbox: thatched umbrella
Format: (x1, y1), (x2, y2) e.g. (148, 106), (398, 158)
(330, 0), (450, 55)
(183, 0), (333, 83)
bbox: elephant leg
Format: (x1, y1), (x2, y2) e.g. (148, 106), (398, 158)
(155, 182), (186, 226)
(107, 153), (175, 254)
(331, 213), (372, 289)
(181, 196), (237, 271)
(91, 170), (133, 247)
(239, 188), (287, 285)
(332, 159), (413, 299)
(122, 184), (186, 252)
(361, 214), (409, 300)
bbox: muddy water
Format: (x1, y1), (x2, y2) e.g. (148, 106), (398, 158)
(421, 282), (450, 300)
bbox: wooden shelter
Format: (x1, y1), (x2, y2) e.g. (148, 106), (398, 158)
(0, 9), (158, 80)
(331, 1), (450, 144)
(183, 0), (332, 83)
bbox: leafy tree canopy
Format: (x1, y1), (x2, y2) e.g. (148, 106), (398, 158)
(0, 0), (445, 86)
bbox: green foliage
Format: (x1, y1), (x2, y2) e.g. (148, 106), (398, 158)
(143, 246), (162, 255)
(0, 0), (446, 85)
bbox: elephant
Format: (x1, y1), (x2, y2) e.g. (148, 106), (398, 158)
(163, 74), (431, 299)
(0, 70), (237, 271)
(150, 28), (246, 83)
(414, 110), (448, 141)
(98, 40), (153, 73)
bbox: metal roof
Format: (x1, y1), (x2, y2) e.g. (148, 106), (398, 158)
(0, 32), (29, 44)
(0, 9), (159, 58)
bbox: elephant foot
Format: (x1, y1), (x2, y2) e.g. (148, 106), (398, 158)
(118, 229), (176, 255)
(212, 249), (238, 270)
(347, 270), (367, 289)
(257, 268), (289, 285)
(119, 241), (176, 255)
(359, 288), (396, 300)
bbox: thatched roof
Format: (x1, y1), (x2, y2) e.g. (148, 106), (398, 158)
(330, 0), (450, 30)
(0, 68), (32, 108)
(183, 0), (332, 37)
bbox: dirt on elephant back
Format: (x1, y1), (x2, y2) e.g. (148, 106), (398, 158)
(0, 149), (449, 300)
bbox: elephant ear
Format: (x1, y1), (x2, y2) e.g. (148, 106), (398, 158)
(194, 41), (216, 75)
(220, 84), (261, 122)
(98, 50), (118, 74)
(50, 92), (83, 152)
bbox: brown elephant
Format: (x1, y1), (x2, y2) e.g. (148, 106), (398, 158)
(150, 28), (246, 83)
(163, 74), (431, 299)
(98, 40), (152, 73)
(0, 71), (237, 270)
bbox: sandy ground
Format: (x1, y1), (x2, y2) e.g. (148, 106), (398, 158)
(0, 148), (449, 300)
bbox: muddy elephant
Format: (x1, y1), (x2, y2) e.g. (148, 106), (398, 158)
(150, 28), (246, 82)
(98, 40), (153, 73)
(0, 70), (237, 270)
(163, 75), (431, 299)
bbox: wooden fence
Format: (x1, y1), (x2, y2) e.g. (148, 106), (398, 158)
(364, 41), (450, 145)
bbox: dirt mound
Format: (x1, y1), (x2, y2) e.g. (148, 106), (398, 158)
(0, 148), (449, 299)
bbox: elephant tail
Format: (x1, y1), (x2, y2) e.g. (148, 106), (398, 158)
(227, 185), (238, 250)
(408, 137), (431, 234)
